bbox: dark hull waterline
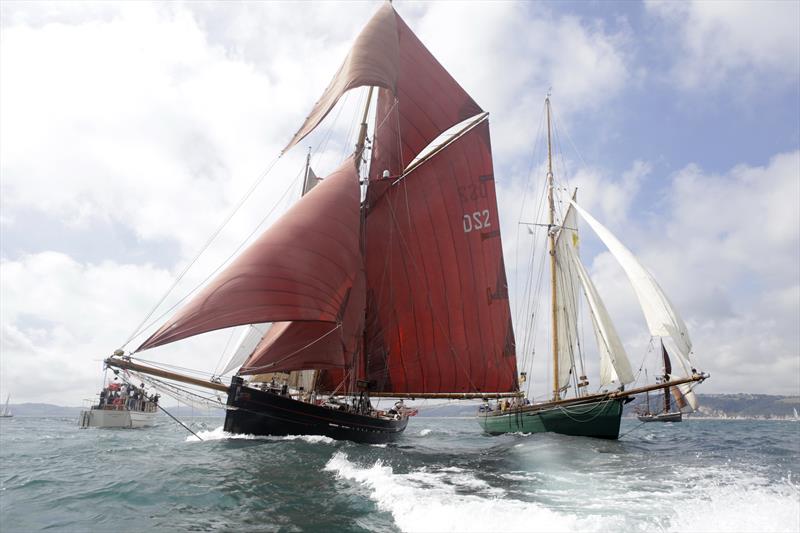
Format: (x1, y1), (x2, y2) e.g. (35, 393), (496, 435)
(223, 378), (408, 444)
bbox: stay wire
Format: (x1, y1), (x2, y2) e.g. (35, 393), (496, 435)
(129, 166), (305, 347)
(124, 83), (357, 352)
(113, 370), (204, 441)
(120, 154), (282, 350)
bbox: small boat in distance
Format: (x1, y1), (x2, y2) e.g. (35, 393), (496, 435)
(636, 342), (684, 422)
(79, 381), (157, 429)
(0, 394), (12, 418)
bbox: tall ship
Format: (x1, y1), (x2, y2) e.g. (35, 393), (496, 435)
(478, 98), (708, 439)
(103, 2), (520, 444)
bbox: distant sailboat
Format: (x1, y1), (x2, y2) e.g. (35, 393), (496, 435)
(0, 394), (12, 418)
(636, 342), (684, 422)
(478, 98), (708, 439)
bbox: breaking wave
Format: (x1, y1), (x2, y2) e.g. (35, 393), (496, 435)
(186, 426), (335, 444)
(324, 452), (800, 533)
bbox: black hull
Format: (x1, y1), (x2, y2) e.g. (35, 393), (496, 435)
(223, 378), (408, 444)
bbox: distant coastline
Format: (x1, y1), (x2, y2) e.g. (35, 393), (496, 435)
(4, 393), (798, 419)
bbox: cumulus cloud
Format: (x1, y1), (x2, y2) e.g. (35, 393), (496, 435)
(645, 0), (800, 91)
(0, 1), (377, 269)
(0, 251), (253, 404)
(576, 151), (800, 395)
(413, 2), (633, 158)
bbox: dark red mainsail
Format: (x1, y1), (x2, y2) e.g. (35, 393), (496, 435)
(362, 121), (517, 394)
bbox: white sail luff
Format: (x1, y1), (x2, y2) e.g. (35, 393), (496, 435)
(569, 200), (694, 370)
(554, 204), (581, 389)
(220, 323), (272, 376)
(565, 244), (635, 385)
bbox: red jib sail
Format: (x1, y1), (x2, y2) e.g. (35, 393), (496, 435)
(239, 270), (366, 376)
(362, 120), (518, 394)
(136, 157), (362, 354)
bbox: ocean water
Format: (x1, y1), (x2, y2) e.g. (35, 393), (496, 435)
(0, 415), (798, 532)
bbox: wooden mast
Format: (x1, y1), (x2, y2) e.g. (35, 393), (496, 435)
(352, 85), (374, 395)
(546, 96), (560, 401)
(354, 86), (374, 170)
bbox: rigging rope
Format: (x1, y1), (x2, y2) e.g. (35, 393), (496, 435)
(122, 83), (359, 354)
(113, 369), (208, 441)
(120, 154), (283, 349)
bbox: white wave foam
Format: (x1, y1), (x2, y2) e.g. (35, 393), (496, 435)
(185, 426), (256, 442)
(419, 429), (432, 436)
(324, 452), (615, 533)
(278, 434), (336, 444)
(666, 476), (799, 533)
(185, 427), (334, 444)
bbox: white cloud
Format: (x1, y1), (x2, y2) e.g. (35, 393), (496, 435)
(0, 1), (370, 263)
(578, 150), (800, 395)
(0, 251), (247, 404)
(410, 2), (633, 158)
(645, 0), (800, 90)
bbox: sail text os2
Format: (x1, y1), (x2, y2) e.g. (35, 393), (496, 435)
(478, 98), (709, 440)
(105, 2), (520, 444)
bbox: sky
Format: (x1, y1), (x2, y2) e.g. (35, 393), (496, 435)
(1, 0), (798, 405)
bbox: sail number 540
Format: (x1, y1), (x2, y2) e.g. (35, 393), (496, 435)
(463, 210), (491, 233)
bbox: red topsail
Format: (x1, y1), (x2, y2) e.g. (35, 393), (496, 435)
(285, 1), (481, 167)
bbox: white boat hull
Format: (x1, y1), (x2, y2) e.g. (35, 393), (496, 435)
(79, 408), (156, 429)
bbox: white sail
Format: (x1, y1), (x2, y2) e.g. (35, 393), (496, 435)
(565, 244), (635, 386)
(676, 383), (699, 412)
(1, 394), (11, 417)
(220, 323), (271, 376)
(554, 203), (581, 390)
(570, 201), (694, 373)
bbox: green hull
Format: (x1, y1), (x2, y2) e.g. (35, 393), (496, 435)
(478, 398), (625, 440)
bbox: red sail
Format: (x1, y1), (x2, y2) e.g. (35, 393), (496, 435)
(137, 157), (361, 352)
(239, 270), (366, 376)
(370, 15), (482, 182)
(286, 2), (481, 166)
(238, 321), (344, 374)
(284, 2), (399, 153)
(363, 120), (518, 394)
